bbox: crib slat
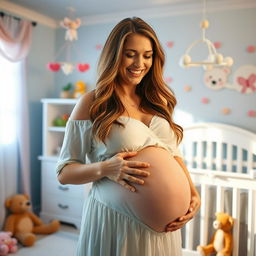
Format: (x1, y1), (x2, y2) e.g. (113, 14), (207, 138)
(237, 147), (243, 173)
(200, 184), (209, 245)
(216, 186), (225, 212)
(247, 151), (252, 175)
(205, 141), (213, 169)
(185, 217), (195, 250)
(216, 142), (223, 171)
(247, 190), (256, 256)
(226, 143), (232, 172)
(232, 188), (241, 256)
(197, 141), (203, 169)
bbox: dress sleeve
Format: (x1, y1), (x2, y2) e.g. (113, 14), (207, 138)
(56, 120), (93, 175)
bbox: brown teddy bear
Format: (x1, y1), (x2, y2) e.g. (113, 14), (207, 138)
(4, 194), (60, 247)
(197, 212), (234, 256)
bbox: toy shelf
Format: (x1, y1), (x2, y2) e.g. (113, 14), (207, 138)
(48, 127), (66, 132)
(41, 98), (78, 157)
(39, 98), (92, 229)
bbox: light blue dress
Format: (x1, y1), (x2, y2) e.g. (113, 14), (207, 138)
(56, 116), (184, 256)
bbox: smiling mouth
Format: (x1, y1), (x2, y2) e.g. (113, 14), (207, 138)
(127, 69), (144, 76)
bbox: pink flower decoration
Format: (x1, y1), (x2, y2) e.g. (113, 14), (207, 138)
(214, 42), (222, 49)
(96, 44), (103, 50)
(246, 45), (256, 53)
(77, 63), (90, 72)
(166, 41), (174, 48)
(165, 77), (173, 83)
(47, 62), (60, 72)
(247, 110), (256, 117)
(201, 97), (210, 104)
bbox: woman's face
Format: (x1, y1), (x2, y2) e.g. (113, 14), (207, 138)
(118, 33), (153, 86)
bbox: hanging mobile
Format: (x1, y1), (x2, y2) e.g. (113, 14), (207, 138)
(47, 7), (90, 75)
(180, 0), (233, 69)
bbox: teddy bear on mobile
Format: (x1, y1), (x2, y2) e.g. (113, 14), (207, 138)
(197, 212), (234, 256)
(60, 17), (81, 41)
(4, 194), (60, 247)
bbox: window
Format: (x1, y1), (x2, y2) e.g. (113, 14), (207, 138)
(0, 57), (19, 144)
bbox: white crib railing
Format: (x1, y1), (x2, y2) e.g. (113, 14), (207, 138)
(182, 169), (256, 256)
(181, 123), (256, 256)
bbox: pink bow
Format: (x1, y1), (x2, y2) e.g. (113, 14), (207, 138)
(237, 74), (256, 93)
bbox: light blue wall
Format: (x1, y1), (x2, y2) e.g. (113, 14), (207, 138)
(27, 23), (56, 211)
(55, 7), (256, 133)
(16, 6), (255, 212)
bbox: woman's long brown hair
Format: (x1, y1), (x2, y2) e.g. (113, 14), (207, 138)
(90, 17), (183, 144)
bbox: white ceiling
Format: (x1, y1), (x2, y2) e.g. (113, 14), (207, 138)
(4, 0), (200, 19)
(1, 0), (255, 27)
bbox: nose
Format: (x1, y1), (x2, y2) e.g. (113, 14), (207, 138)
(134, 55), (144, 68)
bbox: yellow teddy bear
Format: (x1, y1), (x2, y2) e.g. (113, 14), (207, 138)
(197, 212), (234, 256)
(73, 80), (86, 98)
(4, 194), (60, 247)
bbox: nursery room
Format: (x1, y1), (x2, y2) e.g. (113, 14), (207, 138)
(0, 0), (255, 255)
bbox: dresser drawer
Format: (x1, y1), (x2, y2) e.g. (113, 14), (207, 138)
(41, 160), (92, 199)
(42, 193), (84, 218)
(42, 176), (86, 199)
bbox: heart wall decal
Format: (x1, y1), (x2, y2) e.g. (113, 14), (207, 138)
(77, 63), (90, 72)
(47, 62), (60, 72)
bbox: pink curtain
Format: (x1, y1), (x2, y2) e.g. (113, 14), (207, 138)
(0, 16), (32, 61)
(0, 15), (32, 203)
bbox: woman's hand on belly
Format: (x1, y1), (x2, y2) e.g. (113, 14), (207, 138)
(102, 151), (150, 192)
(165, 190), (201, 232)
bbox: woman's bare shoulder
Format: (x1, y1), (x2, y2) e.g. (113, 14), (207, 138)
(69, 90), (95, 120)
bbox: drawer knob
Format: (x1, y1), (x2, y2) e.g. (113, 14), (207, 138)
(58, 185), (69, 191)
(58, 203), (69, 209)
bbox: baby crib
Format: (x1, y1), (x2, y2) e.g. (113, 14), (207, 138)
(180, 122), (256, 256)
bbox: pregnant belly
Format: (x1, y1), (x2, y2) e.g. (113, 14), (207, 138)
(121, 146), (191, 232)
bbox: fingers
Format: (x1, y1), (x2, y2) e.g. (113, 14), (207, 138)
(125, 167), (150, 177)
(122, 173), (145, 185)
(126, 160), (150, 168)
(165, 219), (188, 232)
(117, 151), (138, 158)
(166, 205), (197, 232)
(119, 179), (136, 192)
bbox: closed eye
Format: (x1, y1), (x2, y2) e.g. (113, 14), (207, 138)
(126, 54), (135, 58)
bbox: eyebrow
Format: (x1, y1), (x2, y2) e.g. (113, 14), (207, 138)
(124, 49), (153, 53)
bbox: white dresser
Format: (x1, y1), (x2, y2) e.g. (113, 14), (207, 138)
(39, 98), (92, 229)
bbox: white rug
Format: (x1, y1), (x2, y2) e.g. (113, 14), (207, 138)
(14, 231), (79, 256)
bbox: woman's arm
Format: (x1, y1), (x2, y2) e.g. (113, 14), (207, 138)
(57, 162), (105, 185)
(58, 91), (150, 190)
(58, 152), (150, 191)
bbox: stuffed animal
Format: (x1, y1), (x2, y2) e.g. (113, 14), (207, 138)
(73, 80), (86, 98)
(60, 17), (81, 41)
(0, 232), (18, 255)
(4, 194), (60, 247)
(203, 65), (256, 94)
(53, 114), (69, 127)
(197, 212), (234, 256)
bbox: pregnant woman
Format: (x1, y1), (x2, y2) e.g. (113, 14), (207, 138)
(56, 17), (200, 256)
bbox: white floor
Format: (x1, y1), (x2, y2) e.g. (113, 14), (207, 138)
(14, 224), (79, 256)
